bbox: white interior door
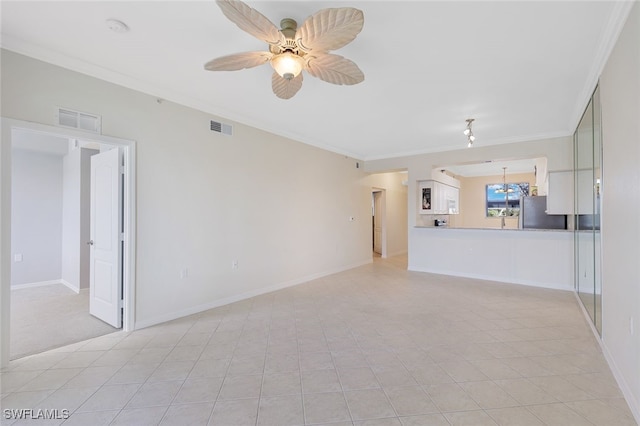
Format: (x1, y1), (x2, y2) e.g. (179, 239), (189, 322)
(89, 148), (122, 328)
(373, 192), (382, 254)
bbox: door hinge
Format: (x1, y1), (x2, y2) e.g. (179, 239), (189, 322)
(118, 299), (124, 309)
(120, 232), (125, 241)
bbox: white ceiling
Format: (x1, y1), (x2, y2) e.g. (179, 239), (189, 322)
(0, 1), (631, 161)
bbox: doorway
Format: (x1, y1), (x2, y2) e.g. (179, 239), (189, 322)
(0, 118), (136, 365)
(372, 189), (387, 258)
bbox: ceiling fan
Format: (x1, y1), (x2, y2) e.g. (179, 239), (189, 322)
(205, 0), (365, 99)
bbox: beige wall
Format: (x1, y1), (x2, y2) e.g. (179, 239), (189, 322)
(600, 2), (640, 420)
(455, 172), (536, 229)
(0, 50), (377, 352)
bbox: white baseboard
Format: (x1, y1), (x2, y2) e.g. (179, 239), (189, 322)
(11, 279), (63, 290)
(573, 293), (640, 424)
(60, 279), (80, 294)
(407, 265), (574, 292)
(135, 259), (373, 330)
(601, 343), (640, 424)
(12, 279), (83, 294)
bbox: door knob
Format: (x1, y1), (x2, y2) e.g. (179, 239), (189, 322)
(87, 240), (94, 245)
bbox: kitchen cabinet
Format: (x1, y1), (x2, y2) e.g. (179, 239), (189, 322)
(443, 183), (459, 214)
(419, 180), (459, 214)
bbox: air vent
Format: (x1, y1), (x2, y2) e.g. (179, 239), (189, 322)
(56, 107), (101, 133)
(210, 120), (232, 136)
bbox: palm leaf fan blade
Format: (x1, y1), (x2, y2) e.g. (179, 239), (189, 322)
(306, 53), (364, 85)
(204, 51), (273, 71)
(272, 72), (303, 99)
(216, 0), (284, 46)
(295, 8), (364, 53)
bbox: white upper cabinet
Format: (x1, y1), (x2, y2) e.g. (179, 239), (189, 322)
(419, 180), (459, 215)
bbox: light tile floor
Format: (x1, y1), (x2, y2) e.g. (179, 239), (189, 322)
(1, 255), (637, 425)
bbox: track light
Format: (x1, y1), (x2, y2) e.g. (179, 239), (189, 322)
(464, 118), (475, 147)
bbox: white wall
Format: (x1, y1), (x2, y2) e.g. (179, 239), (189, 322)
(411, 228), (573, 291)
(366, 172), (408, 257)
(599, 2), (640, 420)
(61, 148), (80, 290)
(0, 50), (374, 332)
(61, 147), (97, 291)
(11, 149), (63, 286)
(79, 148), (94, 290)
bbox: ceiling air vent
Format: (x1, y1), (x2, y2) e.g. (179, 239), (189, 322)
(56, 107), (101, 133)
(210, 120), (232, 136)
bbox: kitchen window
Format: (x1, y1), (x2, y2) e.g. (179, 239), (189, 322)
(486, 182), (529, 217)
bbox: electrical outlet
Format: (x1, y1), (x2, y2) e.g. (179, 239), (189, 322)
(14, 253), (23, 262)
(232, 260), (239, 270)
(180, 268), (188, 279)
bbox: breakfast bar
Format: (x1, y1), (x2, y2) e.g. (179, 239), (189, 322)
(409, 227), (573, 291)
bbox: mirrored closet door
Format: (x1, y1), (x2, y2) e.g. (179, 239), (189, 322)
(574, 85), (602, 335)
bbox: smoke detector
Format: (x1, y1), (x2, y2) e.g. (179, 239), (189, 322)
(106, 19), (129, 33)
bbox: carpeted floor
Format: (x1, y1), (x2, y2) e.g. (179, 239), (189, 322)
(10, 283), (118, 359)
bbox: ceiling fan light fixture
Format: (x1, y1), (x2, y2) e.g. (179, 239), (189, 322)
(207, 1), (364, 98)
(271, 52), (304, 80)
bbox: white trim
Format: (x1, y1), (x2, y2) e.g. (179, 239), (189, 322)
(12, 279), (81, 294)
(601, 343), (640, 424)
(60, 279), (79, 294)
(136, 259), (372, 330)
(407, 266), (574, 292)
(363, 130), (572, 162)
(0, 117), (137, 368)
(10, 279), (63, 290)
(573, 293), (640, 425)
(568, 1), (635, 135)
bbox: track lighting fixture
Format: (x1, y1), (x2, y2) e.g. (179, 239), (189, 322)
(464, 118), (475, 147)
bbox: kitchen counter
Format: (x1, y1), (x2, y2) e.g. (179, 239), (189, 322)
(414, 226), (571, 232)
(409, 227), (573, 291)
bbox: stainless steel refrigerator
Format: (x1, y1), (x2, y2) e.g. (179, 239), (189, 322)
(519, 196), (567, 229)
